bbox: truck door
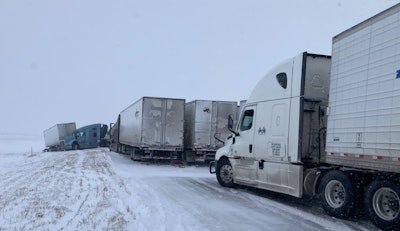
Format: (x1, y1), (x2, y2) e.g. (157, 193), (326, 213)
(76, 130), (87, 148)
(254, 100), (303, 197)
(231, 105), (257, 185)
(86, 127), (99, 148)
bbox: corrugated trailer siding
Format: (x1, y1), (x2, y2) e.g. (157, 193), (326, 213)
(326, 4), (400, 172)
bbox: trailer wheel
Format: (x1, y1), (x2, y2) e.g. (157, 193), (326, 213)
(216, 158), (234, 187)
(319, 170), (355, 219)
(365, 180), (400, 231)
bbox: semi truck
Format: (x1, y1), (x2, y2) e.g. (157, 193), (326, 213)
(184, 100), (238, 162)
(210, 4), (400, 231)
(43, 123), (76, 151)
(63, 123), (109, 150)
(118, 97), (185, 160)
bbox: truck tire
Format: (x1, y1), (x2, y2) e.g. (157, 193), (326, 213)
(319, 170), (355, 219)
(365, 180), (400, 231)
(216, 158), (234, 188)
(72, 143), (79, 150)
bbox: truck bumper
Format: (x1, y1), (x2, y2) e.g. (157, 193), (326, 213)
(209, 160), (216, 174)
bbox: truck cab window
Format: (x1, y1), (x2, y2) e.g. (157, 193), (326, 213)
(240, 110), (254, 131)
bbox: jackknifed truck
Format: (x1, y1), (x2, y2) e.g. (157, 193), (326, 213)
(210, 4), (400, 230)
(44, 123), (108, 151)
(43, 123), (76, 151)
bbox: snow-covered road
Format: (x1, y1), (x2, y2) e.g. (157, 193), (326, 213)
(109, 151), (379, 231)
(0, 148), (380, 230)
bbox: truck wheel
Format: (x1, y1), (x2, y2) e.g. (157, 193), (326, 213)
(365, 180), (400, 231)
(72, 144), (79, 150)
(216, 158), (234, 187)
(319, 170), (355, 219)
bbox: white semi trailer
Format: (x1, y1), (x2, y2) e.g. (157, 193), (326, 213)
(118, 97), (185, 160)
(210, 4), (400, 230)
(43, 123), (76, 151)
(184, 100), (238, 162)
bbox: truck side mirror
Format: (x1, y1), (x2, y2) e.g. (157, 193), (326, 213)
(228, 115), (234, 130)
(228, 115), (240, 136)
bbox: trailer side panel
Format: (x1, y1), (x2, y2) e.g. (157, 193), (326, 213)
(326, 4), (400, 172)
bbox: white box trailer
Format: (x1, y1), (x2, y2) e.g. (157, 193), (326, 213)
(184, 100), (238, 162)
(325, 5), (400, 174)
(119, 97), (185, 160)
(43, 123), (76, 151)
(210, 4), (400, 230)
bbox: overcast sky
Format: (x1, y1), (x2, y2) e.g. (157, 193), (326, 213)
(1, 0), (399, 140)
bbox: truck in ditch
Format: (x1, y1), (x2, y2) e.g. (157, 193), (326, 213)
(118, 97), (185, 160)
(210, 4), (400, 230)
(63, 123), (109, 150)
(43, 123), (76, 151)
(184, 100), (238, 163)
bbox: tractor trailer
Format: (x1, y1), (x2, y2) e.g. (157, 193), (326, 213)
(118, 97), (185, 160)
(63, 123), (109, 150)
(43, 123), (76, 151)
(43, 123), (108, 151)
(184, 100), (238, 162)
(210, 4), (400, 230)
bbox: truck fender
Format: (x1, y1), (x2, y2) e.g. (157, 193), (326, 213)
(303, 169), (322, 197)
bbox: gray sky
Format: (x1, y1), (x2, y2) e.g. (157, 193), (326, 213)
(1, 0), (399, 137)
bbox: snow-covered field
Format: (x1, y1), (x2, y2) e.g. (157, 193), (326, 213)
(0, 133), (44, 154)
(0, 149), (134, 230)
(0, 143), (381, 230)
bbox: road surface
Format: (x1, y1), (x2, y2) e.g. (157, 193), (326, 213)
(109, 151), (378, 231)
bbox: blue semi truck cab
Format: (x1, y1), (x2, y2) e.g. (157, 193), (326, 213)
(63, 123), (108, 150)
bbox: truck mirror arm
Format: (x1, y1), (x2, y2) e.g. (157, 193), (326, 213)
(228, 127), (240, 136)
(214, 134), (225, 145)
